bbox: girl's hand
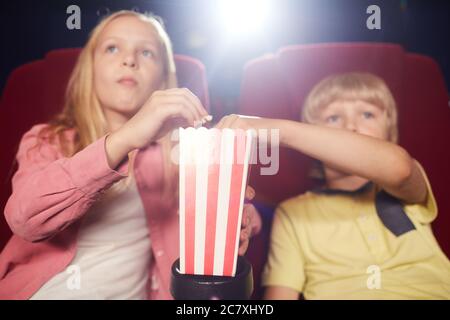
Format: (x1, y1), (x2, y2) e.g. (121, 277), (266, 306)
(215, 116), (265, 255)
(105, 88), (209, 170)
(238, 186), (262, 256)
(121, 88), (210, 150)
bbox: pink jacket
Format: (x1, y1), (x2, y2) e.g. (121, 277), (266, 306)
(0, 124), (179, 299)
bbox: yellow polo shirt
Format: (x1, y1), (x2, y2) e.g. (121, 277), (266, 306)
(262, 165), (450, 299)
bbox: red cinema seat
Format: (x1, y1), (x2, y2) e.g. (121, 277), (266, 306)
(0, 48), (210, 251)
(240, 43), (450, 299)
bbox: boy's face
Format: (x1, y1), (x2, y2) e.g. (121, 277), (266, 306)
(93, 16), (165, 122)
(316, 99), (389, 140)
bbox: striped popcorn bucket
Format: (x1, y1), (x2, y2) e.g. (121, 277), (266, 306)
(178, 127), (254, 277)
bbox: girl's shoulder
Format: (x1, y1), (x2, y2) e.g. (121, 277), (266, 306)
(18, 123), (77, 161)
(23, 123), (76, 140)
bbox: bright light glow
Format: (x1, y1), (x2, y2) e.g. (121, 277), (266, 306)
(218, 0), (271, 38)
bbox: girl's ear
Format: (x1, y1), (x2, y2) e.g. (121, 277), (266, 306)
(157, 73), (169, 91)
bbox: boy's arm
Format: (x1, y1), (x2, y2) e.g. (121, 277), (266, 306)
(278, 119), (427, 204)
(220, 116), (427, 204)
(264, 286), (299, 300)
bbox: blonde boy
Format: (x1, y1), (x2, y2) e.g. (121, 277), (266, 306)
(218, 72), (450, 299)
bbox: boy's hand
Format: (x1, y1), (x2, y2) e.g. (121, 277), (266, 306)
(215, 114), (262, 131)
(238, 186), (263, 255)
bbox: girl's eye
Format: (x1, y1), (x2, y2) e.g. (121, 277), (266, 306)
(142, 49), (154, 58)
(106, 45), (118, 54)
(362, 111), (374, 119)
(326, 115), (340, 123)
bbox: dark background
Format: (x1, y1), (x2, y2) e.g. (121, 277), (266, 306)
(1, 0), (449, 115)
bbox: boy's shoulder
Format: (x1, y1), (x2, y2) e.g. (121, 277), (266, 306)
(276, 188), (356, 221)
(277, 191), (321, 217)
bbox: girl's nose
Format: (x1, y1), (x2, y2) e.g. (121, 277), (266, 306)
(122, 54), (137, 68)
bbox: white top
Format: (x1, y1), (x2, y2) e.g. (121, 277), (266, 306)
(30, 177), (151, 300)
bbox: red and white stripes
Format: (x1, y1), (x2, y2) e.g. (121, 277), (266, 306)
(179, 128), (254, 277)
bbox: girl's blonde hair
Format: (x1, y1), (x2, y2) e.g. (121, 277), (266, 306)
(35, 10), (178, 195)
(301, 72), (398, 143)
(300, 72), (399, 181)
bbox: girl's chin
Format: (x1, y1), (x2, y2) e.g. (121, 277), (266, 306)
(108, 104), (141, 117)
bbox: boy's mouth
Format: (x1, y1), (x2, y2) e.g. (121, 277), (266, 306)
(117, 76), (138, 87)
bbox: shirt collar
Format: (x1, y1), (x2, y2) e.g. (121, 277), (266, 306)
(311, 181), (374, 196)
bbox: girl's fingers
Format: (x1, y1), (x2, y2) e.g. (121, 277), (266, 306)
(178, 92), (204, 123)
(245, 186), (255, 200)
(241, 206), (251, 228)
(238, 239), (249, 256)
(165, 88), (209, 125)
(165, 103), (196, 127)
(238, 216), (253, 255)
(240, 225), (252, 241)
(154, 89), (210, 126)
(181, 88), (209, 118)
(240, 208), (252, 241)
(242, 203), (262, 237)
(160, 94), (204, 123)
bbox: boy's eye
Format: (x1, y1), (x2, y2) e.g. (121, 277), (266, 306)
(106, 45), (118, 54)
(362, 111), (374, 119)
(142, 49), (154, 58)
(326, 115), (340, 123)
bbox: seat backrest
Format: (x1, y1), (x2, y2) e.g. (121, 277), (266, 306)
(0, 48), (210, 250)
(400, 53), (450, 258)
(239, 42), (450, 298)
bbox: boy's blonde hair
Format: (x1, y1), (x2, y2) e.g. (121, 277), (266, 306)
(35, 10), (178, 195)
(301, 72), (398, 143)
(301, 72), (399, 182)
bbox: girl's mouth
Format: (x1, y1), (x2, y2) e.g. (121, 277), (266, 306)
(117, 77), (138, 87)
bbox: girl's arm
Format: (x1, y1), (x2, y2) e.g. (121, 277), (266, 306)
(4, 124), (129, 242)
(6, 89), (209, 243)
(216, 116), (427, 204)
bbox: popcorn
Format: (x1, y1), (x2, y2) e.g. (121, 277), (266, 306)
(194, 115), (213, 128)
(179, 127), (254, 276)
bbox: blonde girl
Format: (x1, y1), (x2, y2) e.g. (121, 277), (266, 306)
(0, 10), (258, 300)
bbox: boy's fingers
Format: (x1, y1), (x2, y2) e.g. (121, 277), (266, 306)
(215, 114), (239, 129)
(214, 116), (226, 129)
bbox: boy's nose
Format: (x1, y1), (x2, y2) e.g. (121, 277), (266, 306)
(344, 120), (358, 132)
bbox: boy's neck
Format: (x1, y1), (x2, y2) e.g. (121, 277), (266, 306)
(324, 167), (369, 191)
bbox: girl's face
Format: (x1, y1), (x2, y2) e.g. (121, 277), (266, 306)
(94, 16), (165, 122)
(316, 99), (389, 140)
